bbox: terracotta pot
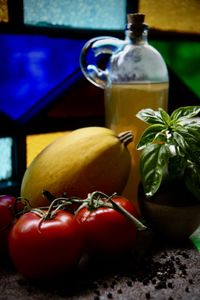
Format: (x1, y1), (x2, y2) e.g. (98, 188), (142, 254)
(138, 182), (200, 241)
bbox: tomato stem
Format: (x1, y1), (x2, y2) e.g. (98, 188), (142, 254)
(31, 208), (46, 218)
(15, 196), (32, 216)
(31, 190), (147, 232)
(83, 191), (147, 231)
(109, 198), (147, 231)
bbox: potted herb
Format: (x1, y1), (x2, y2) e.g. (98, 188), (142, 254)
(136, 106), (200, 241)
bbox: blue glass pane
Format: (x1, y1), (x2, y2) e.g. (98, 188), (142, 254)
(0, 137), (13, 181)
(24, 0), (126, 30)
(0, 34), (86, 121)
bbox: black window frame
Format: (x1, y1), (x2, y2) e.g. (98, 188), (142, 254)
(0, 0), (199, 196)
(2, 0), (139, 39)
(1, 0), (198, 41)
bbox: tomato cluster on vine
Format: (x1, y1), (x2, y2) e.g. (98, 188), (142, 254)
(0, 191), (146, 279)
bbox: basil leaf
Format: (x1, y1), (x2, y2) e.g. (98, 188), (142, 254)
(173, 131), (188, 153)
(136, 108), (165, 125)
(137, 124), (166, 150)
(171, 106), (200, 122)
(187, 147), (200, 165)
(185, 165), (200, 201)
(176, 125), (200, 154)
(140, 143), (169, 197)
(168, 156), (186, 180)
(137, 106), (200, 202)
(184, 123), (200, 143)
(159, 108), (171, 126)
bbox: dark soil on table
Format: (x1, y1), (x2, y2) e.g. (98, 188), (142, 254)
(1, 233), (200, 300)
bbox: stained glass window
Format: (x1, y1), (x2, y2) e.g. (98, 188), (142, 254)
(139, 0), (200, 34)
(151, 40), (200, 99)
(0, 34), (86, 122)
(26, 132), (67, 166)
(0, 0), (8, 22)
(0, 137), (13, 181)
(24, 0), (126, 30)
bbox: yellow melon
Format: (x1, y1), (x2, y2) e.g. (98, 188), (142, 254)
(21, 127), (133, 207)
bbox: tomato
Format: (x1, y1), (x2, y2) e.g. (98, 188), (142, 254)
(75, 196), (139, 255)
(0, 195), (16, 255)
(9, 209), (84, 279)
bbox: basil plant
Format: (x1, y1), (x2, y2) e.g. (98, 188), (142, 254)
(136, 106), (200, 200)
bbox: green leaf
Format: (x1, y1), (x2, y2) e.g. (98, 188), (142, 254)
(137, 106), (200, 202)
(184, 123), (200, 143)
(136, 108), (165, 125)
(140, 143), (169, 197)
(137, 124), (166, 150)
(173, 131), (188, 153)
(159, 108), (171, 125)
(176, 124), (200, 158)
(171, 106), (200, 122)
(185, 165), (200, 201)
(168, 156), (186, 180)
(186, 147), (200, 168)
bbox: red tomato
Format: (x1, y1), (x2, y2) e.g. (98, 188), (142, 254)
(75, 196), (139, 255)
(9, 209), (84, 279)
(0, 195), (16, 255)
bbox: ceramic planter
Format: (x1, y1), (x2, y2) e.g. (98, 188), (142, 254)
(138, 182), (200, 241)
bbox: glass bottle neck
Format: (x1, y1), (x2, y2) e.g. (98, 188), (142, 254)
(125, 28), (148, 45)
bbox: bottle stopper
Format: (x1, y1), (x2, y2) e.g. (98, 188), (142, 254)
(127, 13), (148, 37)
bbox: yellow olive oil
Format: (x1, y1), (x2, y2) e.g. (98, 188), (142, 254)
(104, 82), (169, 204)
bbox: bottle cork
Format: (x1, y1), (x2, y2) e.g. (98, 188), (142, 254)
(127, 13), (148, 37)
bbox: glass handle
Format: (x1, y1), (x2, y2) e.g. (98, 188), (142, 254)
(80, 36), (124, 89)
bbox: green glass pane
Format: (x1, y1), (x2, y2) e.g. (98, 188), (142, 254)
(151, 40), (200, 99)
(0, 137), (13, 181)
(190, 226), (200, 252)
(24, 0), (126, 30)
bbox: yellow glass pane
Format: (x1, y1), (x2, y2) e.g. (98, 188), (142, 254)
(139, 0), (200, 34)
(0, 0), (8, 22)
(26, 131), (71, 166)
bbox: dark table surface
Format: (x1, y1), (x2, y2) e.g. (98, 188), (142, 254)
(1, 231), (200, 300)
